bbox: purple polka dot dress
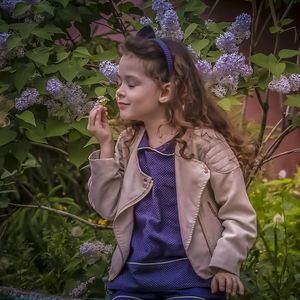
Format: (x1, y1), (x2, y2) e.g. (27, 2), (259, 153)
(107, 132), (210, 292)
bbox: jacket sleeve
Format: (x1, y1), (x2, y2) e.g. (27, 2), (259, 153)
(204, 137), (257, 276)
(87, 133), (126, 221)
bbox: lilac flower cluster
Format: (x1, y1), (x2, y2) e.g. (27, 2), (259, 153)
(152, 0), (184, 41)
(45, 78), (94, 121)
(0, 33), (10, 49)
(196, 53), (253, 97)
(216, 13), (251, 53)
(0, 0), (40, 13)
(268, 73), (300, 94)
(139, 16), (153, 26)
(99, 60), (119, 83)
(69, 277), (96, 298)
(80, 241), (113, 263)
(15, 88), (40, 111)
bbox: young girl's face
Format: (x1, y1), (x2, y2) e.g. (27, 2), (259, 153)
(116, 54), (168, 123)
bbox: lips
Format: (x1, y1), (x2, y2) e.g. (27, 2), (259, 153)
(117, 102), (130, 108)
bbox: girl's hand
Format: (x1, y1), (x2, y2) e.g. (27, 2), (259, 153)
(87, 104), (113, 146)
(211, 270), (244, 296)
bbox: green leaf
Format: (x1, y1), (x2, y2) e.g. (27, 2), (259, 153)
(285, 62), (300, 74)
(71, 118), (90, 136)
(14, 63), (35, 92)
(26, 47), (52, 66)
(10, 23), (38, 38)
(292, 115), (300, 127)
(12, 3), (31, 18)
(0, 198), (10, 209)
(191, 39), (210, 51)
(279, 49), (300, 59)
(59, 61), (81, 82)
(269, 26), (282, 34)
(45, 118), (70, 137)
(6, 35), (22, 51)
(217, 96), (241, 111)
(16, 111), (36, 127)
(285, 94), (300, 108)
(206, 22), (222, 34)
(91, 49), (118, 61)
(0, 128), (17, 146)
(184, 23), (198, 40)
(72, 46), (91, 58)
(56, 51), (70, 63)
(0, 83), (10, 94)
(25, 129), (47, 143)
(280, 18), (294, 26)
(84, 136), (98, 147)
(269, 62), (286, 77)
(68, 139), (94, 168)
(33, 0), (55, 15)
(52, 0), (70, 7)
(11, 141), (31, 162)
(81, 74), (103, 85)
(95, 87), (107, 96)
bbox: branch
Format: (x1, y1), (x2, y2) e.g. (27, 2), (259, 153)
(263, 148), (300, 164)
(206, 0), (220, 19)
(31, 142), (68, 156)
(8, 203), (113, 230)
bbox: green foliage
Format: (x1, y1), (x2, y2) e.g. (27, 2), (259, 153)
(237, 170), (300, 299)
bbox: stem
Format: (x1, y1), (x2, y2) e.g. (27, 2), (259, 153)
(206, 0), (220, 19)
(262, 148), (300, 164)
(31, 142), (68, 156)
(109, 0), (127, 36)
(279, 0), (295, 22)
(254, 15), (272, 48)
(8, 203), (113, 230)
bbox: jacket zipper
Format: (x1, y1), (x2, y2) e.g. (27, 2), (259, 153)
(197, 215), (213, 256)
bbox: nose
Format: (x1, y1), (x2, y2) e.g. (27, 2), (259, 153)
(116, 86), (125, 100)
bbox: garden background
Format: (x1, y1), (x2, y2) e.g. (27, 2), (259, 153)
(0, 0), (300, 299)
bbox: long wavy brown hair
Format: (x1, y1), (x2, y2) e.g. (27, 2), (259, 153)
(117, 35), (255, 173)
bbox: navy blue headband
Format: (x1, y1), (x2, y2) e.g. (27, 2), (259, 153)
(137, 25), (174, 76)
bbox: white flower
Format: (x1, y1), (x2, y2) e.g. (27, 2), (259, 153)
(273, 213), (284, 224)
(278, 169), (287, 179)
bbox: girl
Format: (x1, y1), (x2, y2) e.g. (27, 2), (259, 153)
(87, 26), (257, 300)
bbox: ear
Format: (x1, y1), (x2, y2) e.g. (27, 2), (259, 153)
(158, 82), (173, 104)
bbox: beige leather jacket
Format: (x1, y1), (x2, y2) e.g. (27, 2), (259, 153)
(88, 127), (257, 281)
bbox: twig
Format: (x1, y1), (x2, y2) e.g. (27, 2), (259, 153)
(254, 15), (272, 48)
(31, 142), (68, 156)
(206, 0), (220, 19)
(8, 203), (113, 230)
(263, 148), (300, 164)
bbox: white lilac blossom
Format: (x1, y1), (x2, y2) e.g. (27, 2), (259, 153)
(215, 32), (239, 53)
(210, 84), (228, 98)
(15, 88), (40, 111)
(69, 277), (96, 298)
(0, 33), (10, 49)
(80, 241), (113, 263)
(139, 16), (153, 26)
(268, 75), (291, 94)
(278, 169), (287, 179)
(288, 73), (300, 92)
(227, 13), (251, 44)
(99, 60), (119, 83)
(33, 14), (45, 24)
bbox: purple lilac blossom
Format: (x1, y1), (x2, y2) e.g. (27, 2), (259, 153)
(215, 31), (238, 53)
(99, 60), (119, 83)
(0, 0), (23, 12)
(227, 13), (251, 44)
(152, 0), (173, 13)
(196, 60), (212, 79)
(15, 88), (40, 111)
(268, 75), (291, 94)
(288, 73), (300, 92)
(0, 33), (10, 49)
(139, 16), (152, 26)
(46, 78), (63, 96)
(80, 241), (113, 260)
(213, 53), (253, 79)
(69, 277), (96, 298)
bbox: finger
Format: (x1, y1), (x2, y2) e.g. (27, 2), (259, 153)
(211, 277), (218, 294)
(237, 279), (245, 295)
(231, 277), (238, 296)
(225, 277), (233, 295)
(88, 107), (100, 129)
(218, 276), (226, 292)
